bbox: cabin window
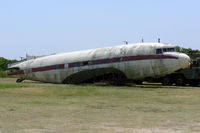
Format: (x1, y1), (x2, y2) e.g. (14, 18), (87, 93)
(74, 63), (79, 67)
(104, 59), (109, 63)
(93, 60), (98, 65)
(56, 65), (60, 69)
(83, 61), (88, 66)
(156, 49), (162, 54)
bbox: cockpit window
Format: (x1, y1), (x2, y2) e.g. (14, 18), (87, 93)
(167, 48), (175, 52)
(156, 49), (162, 54)
(156, 48), (175, 54)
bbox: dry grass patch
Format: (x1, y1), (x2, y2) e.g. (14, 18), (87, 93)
(0, 78), (200, 133)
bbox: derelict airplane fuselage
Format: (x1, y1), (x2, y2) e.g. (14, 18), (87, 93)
(8, 43), (190, 84)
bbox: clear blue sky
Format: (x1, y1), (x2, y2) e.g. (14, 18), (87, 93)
(0, 0), (200, 59)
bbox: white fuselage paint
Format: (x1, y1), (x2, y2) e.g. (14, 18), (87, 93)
(8, 43), (190, 83)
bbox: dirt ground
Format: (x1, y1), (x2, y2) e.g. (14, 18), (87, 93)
(0, 78), (200, 133)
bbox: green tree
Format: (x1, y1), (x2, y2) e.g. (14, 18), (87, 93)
(0, 57), (17, 71)
(0, 57), (18, 77)
(175, 46), (200, 54)
(175, 46), (181, 52)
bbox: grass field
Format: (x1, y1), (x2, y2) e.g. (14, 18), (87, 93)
(0, 78), (200, 133)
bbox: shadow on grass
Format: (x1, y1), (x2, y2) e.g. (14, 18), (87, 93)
(19, 79), (199, 90)
(129, 84), (197, 89)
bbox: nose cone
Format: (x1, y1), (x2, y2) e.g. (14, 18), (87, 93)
(178, 53), (190, 69)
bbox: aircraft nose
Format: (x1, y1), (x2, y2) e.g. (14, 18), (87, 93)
(178, 53), (190, 69)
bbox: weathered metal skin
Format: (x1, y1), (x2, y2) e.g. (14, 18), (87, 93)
(8, 43), (190, 84)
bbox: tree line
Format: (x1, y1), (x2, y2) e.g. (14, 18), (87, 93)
(175, 46), (200, 54)
(0, 57), (18, 77)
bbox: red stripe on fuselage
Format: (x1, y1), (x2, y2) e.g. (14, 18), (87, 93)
(32, 64), (65, 72)
(122, 55), (177, 62)
(68, 55), (178, 68)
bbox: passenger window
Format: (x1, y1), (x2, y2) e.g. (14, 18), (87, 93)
(163, 48), (167, 52)
(156, 49), (162, 54)
(83, 61), (88, 66)
(74, 63), (78, 67)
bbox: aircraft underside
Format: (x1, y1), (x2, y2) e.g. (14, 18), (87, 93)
(62, 68), (127, 85)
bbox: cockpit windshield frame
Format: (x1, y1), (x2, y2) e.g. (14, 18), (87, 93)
(156, 47), (176, 54)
